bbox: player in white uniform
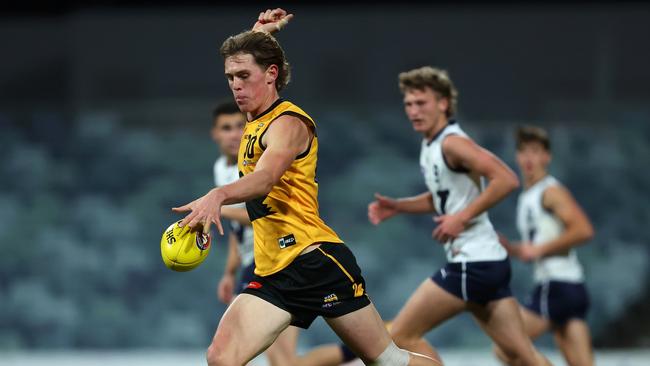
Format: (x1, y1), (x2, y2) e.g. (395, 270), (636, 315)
(369, 67), (550, 366)
(496, 126), (594, 366)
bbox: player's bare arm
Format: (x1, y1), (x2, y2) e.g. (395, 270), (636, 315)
(517, 185), (594, 262)
(220, 206), (251, 225)
(368, 192), (435, 226)
(173, 114), (310, 234)
(217, 232), (242, 304)
(432, 135), (519, 242)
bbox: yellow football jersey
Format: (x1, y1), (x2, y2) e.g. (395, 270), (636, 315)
(238, 99), (343, 276)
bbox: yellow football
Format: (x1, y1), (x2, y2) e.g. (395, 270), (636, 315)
(160, 220), (211, 272)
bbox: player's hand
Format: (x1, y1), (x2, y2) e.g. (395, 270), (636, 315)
(432, 213), (467, 243)
(172, 188), (225, 236)
(515, 242), (541, 262)
(252, 8), (294, 34)
(217, 273), (235, 304)
(368, 193), (399, 225)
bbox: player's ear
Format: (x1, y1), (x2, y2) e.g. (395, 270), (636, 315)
(438, 97), (449, 114)
(265, 64), (279, 85)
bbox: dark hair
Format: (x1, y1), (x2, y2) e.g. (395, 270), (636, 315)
(220, 30), (291, 92)
(398, 66), (458, 118)
(212, 101), (242, 126)
(515, 125), (551, 151)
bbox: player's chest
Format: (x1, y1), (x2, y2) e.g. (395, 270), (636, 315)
(420, 145), (448, 189)
(239, 122), (269, 171)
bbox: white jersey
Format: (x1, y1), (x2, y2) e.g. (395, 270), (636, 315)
(213, 156), (254, 267)
(516, 175), (584, 283)
(420, 122), (507, 263)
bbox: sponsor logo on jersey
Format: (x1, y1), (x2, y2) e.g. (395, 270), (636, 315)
(278, 234), (296, 249)
(246, 281), (263, 289)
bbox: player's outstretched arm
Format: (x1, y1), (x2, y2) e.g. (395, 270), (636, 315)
(432, 135), (519, 242)
(368, 192), (435, 226)
(252, 8), (293, 35)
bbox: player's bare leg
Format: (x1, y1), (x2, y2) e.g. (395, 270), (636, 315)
(264, 325), (300, 366)
(469, 298), (551, 366)
(493, 306), (550, 364)
(553, 319), (593, 366)
(390, 279), (463, 363)
(295, 344), (345, 366)
(207, 294), (292, 366)
(326, 302), (440, 365)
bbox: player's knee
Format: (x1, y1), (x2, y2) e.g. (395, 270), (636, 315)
(368, 341), (409, 366)
(206, 342), (237, 366)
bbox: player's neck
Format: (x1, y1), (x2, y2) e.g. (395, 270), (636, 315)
(425, 116), (448, 141)
(524, 170), (547, 189)
(247, 91), (280, 121)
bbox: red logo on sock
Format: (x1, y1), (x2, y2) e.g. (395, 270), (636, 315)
(246, 281), (263, 289)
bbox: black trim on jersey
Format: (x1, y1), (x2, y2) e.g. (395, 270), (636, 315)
(250, 98), (285, 122)
(258, 111), (316, 160)
(245, 195), (274, 221)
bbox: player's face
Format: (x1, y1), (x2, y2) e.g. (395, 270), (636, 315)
(403, 88), (448, 137)
(516, 142), (551, 178)
(224, 53), (277, 113)
(211, 113), (246, 158)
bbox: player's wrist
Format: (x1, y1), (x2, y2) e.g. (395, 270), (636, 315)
(212, 186), (230, 205)
(456, 210), (472, 225)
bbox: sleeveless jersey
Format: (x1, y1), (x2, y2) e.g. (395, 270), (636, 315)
(238, 99), (343, 276)
(420, 121), (507, 263)
(516, 175), (584, 283)
(214, 155), (255, 267)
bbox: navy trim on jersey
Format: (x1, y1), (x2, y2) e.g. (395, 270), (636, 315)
(441, 133), (471, 173)
(426, 119), (457, 146)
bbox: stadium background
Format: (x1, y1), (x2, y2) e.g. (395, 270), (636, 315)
(1, 2), (649, 364)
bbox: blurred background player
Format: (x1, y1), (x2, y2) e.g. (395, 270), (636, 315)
(495, 126), (594, 366)
(176, 9), (438, 366)
(211, 101), (254, 302)
(368, 67), (550, 366)
(211, 100), (357, 366)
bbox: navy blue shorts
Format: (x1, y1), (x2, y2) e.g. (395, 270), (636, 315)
(431, 258), (512, 305)
(524, 281), (590, 325)
(238, 262), (256, 294)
